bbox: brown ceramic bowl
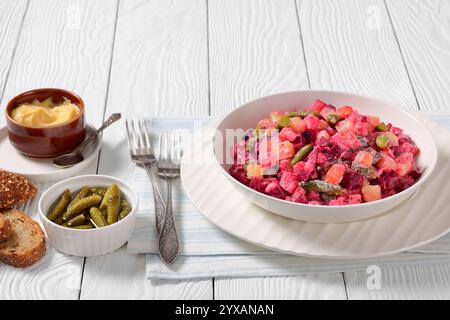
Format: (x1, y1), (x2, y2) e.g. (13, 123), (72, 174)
(5, 88), (86, 157)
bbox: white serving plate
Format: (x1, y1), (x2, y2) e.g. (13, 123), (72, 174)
(0, 123), (100, 182)
(181, 116), (450, 259)
(212, 91), (438, 223)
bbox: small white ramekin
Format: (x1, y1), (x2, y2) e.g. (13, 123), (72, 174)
(38, 175), (138, 257)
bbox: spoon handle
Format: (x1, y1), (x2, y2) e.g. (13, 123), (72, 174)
(79, 113), (122, 153)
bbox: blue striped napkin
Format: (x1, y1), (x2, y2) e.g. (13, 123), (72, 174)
(127, 113), (450, 280)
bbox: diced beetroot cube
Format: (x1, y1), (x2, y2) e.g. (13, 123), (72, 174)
(293, 161), (316, 181)
(249, 177), (265, 192)
(304, 114), (320, 130)
(345, 132), (363, 150)
(380, 148), (396, 159)
(229, 164), (250, 185)
(291, 187), (307, 203)
(279, 159), (293, 172)
(279, 127), (298, 142)
(330, 132), (361, 150)
(279, 171), (299, 194)
(320, 106), (336, 120)
(316, 130), (331, 147)
(311, 99), (328, 111)
(329, 197), (346, 206)
(326, 163), (346, 184)
(348, 194), (362, 204)
(325, 126), (337, 136)
(355, 122), (369, 136)
(307, 201), (322, 205)
(307, 191), (321, 201)
(396, 142), (420, 157)
(390, 127), (403, 136)
(395, 152), (414, 176)
(316, 152), (328, 165)
(341, 171), (364, 190)
(264, 180), (280, 194)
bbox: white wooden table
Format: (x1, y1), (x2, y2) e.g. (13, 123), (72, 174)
(1, 0), (450, 300)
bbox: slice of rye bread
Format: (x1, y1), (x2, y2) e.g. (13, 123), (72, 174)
(0, 169), (38, 210)
(0, 209), (46, 268)
(0, 213), (12, 242)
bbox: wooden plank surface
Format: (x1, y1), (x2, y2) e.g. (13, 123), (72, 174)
(386, 0), (450, 111)
(208, 0), (347, 299)
(345, 264), (450, 299)
(215, 274), (347, 300)
(81, 247), (213, 299)
(0, 0), (28, 121)
(0, 0), (117, 299)
(208, 0), (309, 115)
(80, 0), (212, 300)
(298, 0), (418, 111)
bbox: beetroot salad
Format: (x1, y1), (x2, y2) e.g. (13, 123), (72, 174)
(229, 99), (421, 206)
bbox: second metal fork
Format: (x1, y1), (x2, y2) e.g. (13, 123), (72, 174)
(156, 131), (182, 265)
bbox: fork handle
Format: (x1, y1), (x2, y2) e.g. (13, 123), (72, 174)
(158, 178), (179, 265)
(143, 163), (166, 235)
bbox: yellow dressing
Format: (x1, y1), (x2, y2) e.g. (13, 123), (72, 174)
(11, 97), (80, 127)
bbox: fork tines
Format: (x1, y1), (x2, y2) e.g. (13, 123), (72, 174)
(125, 119), (156, 162)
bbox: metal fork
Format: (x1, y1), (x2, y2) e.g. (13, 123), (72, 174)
(156, 131), (182, 265)
(125, 119), (166, 235)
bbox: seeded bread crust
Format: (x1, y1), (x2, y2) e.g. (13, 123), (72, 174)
(0, 214), (12, 242)
(0, 209), (46, 268)
(0, 169), (38, 209)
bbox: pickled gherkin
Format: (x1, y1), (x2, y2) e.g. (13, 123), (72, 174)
(54, 215), (65, 225)
(103, 184), (121, 225)
(90, 207), (107, 228)
(47, 189), (71, 221)
(299, 110), (320, 118)
(299, 180), (343, 196)
(351, 162), (378, 180)
(67, 187), (90, 210)
(63, 194), (102, 221)
(73, 225), (93, 229)
(100, 184), (118, 210)
(90, 187), (107, 197)
(118, 200), (132, 220)
(67, 214), (85, 227)
(291, 144), (313, 166)
(277, 116), (291, 129)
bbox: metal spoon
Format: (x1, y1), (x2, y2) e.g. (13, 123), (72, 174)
(53, 113), (122, 168)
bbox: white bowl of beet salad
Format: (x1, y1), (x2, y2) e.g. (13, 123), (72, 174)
(213, 90), (438, 223)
